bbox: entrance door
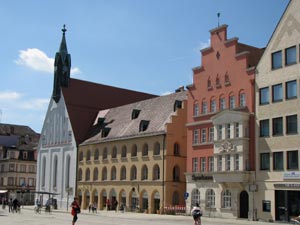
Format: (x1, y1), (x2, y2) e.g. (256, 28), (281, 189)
(240, 191), (249, 218)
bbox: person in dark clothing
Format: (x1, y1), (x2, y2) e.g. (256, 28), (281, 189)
(71, 197), (80, 225)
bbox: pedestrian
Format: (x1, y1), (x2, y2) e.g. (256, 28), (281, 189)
(71, 197), (80, 225)
(114, 200), (118, 212)
(92, 202), (97, 213)
(8, 198), (13, 213)
(106, 199), (110, 211)
(88, 203), (92, 213)
(191, 203), (202, 225)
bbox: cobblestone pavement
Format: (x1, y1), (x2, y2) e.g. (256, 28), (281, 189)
(0, 206), (289, 225)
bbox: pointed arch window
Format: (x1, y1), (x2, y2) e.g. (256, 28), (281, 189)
(154, 142), (160, 155)
(42, 157), (46, 187)
(121, 146), (127, 158)
(53, 156), (58, 188)
(142, 143), (148, 156)
(141, 165), (148, 180)
(85, 168), (90, 181)
(102, 167), (107, 181)
(103, 148), (108, 160)
(173, 166), (180, 182)
(93, 168), (98, 181)
(86, 150), (91, 161)
(79, 151), (83, 162)
(130, 166), (137, 180)
(78, 168), (82, 181)
(120, 166), (126, 180)
(174, 143), (180, 156)
(153, 165), (160, 180)
(94, 148), (99, 161)
(111, 166), (117, 180)
(131, 145), (137, 157)
(65, 155), (70, 189)
(112, 146), (117, 159)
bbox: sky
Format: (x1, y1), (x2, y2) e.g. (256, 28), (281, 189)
(0, 0), (290, 133)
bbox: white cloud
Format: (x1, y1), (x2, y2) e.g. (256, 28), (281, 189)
(19, 98), (49, 110)
(161, 91), (172, 96)
(15, 48), (81, 75)
(0, 91), (21, 101)
(193, 39), (211, 53)
(15, 48), (54, 73)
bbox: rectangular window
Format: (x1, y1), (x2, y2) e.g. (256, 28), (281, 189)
(192, 157), (198, 172)
(260, 153), (270, 170)
(217, 125), (223, 140)
(209, 127), (214, 142)
(287, 150), (298, 170)
(211, 100), (216, 112)
(234, 154), (239, 171)
(273, 152), (283, 170)
(208, 156), (214, 172)
(29, 165), (35, 173)
(260, 119), (269, 137)
(200, 157), (206, 172)
(286, 115), (298, 134)
(194, 103), (199, 117)
(9, 164), (15, 172)
(226, 124), (231, 139)
(220, 98), (226, 110)
(28, 178), (34, 187)
(259, 87), (269, 105)
(285, 46), (296, 65)
(217, 155), (222, 171)
(272, 50), (282, 69)
(272, 83), (283, 102)
(8, 177), (14, 186)
(201, 128), (207, 143)
(19, 177), (25, 186)
(193, 129), (199, 144)
(225, 155), (231, 171)
(229, 96), (235, 109)
(20, 164), (26, 172)
(202, 102), (207, 114)
(240, 93), (246, 107)
(272, 117), (283, 136)
(286, 80), (297, 99)
(234, 123), (239, 138)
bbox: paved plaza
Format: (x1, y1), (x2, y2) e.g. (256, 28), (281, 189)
(0, 206), (288, 225)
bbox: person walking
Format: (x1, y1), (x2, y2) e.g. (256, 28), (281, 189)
(71, 197), (80, 225)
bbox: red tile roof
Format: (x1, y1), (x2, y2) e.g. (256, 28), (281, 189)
(61, 78), (157, 145)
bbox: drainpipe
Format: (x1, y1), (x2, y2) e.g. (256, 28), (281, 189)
(162, 133), (166, 214)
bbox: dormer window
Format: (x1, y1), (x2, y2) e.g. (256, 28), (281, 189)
(139, 120), (150, 132)
(132, 109), (141, 120)
(101, 127), (111, 138)
(23, 152), (28, 160)
(173, 100), (182, 112)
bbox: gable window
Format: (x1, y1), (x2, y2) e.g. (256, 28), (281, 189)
(272, 84), (283, 102)
(229, 96), (235, 109)
(202, 102), (207, 114)
(211, 99), (216, 112)
(220, 98), (226, 110)
(286, 80), (297, 99)
(192, 157), (198, 172)
(259, 87), (269, 105)
(193, 129), (199, 144)
(239, 93), (246, 107)
(285, 46), (296, 65)
(260, 119), (269, 137)
(272, 50), (282, 69)
(194, 103), (199, 116)
(287, 150), (298, 170)
(272, 117), (283, 136)
(200, 157), (206, 172)
(260, 153), (270, 170)
(209, 127), (214, 142)
(286, 115), (298, 134)
(208, 157), (214, 172)
(201, 128), (207, 143)
(273, 152), (283, 171)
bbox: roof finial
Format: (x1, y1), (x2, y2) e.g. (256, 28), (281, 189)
(62, 24), (67, 34)
(217, 12), (220, 27)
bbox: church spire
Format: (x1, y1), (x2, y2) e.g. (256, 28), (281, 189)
(52, 25), (71, 103)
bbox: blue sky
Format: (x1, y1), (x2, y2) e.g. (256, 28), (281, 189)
(0, 0), (290, 133)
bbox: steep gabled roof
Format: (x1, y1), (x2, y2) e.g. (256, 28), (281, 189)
(81, 90), (187, 145)
(61, 78), (157, 145)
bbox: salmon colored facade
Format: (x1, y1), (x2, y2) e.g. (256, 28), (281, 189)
(185, 24), (263, 219)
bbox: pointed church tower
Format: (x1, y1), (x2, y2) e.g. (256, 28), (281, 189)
(52, 25), (71, 103)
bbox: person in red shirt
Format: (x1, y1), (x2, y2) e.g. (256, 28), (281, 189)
(71, 197), (80, 225)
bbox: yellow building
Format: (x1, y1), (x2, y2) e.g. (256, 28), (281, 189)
(78, 90), (187, 213)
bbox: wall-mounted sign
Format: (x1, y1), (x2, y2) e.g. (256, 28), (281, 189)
(283, 171), (300, 180)
(192, 174), (213, 181)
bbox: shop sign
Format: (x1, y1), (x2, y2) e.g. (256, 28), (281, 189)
(283, 171), (300, 180)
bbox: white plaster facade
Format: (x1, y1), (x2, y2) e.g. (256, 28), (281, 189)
(36, 95), (77, 209)
(255, 0), (300, 222)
